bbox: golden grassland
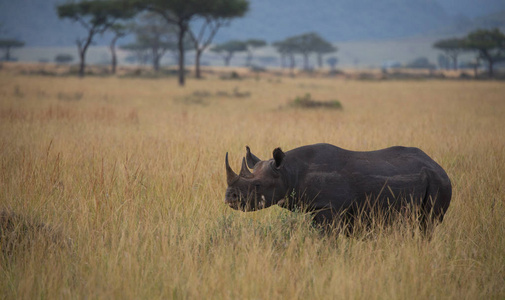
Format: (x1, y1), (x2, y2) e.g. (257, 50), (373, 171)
(0, 67), (504, 299)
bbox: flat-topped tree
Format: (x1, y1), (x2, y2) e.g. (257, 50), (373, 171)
(285, 35), (311, 70)
(433, 38), (466, 70)
(311, 34), (337, 69)
(57, 0), (136, 77)
(244, 39), (266, 67)
(188, 0), (248, 79)
(272, 41), (286, 68)
(135, 0), (248, 86)
(273, 39), (297, 73)
(0, 39), (24, 61)
(286, 33), (323, 71)
(465, 28), (505, 77)
(109, 23), (129, 74)
(120, 28), (190, 71)
(211, 40), (247, 66)
(120, 42), (151, 65)
(131, 12), (178, 72)
(274, 33), (336, 71)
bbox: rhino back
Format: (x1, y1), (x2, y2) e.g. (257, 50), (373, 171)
(286, 144), (449, 211)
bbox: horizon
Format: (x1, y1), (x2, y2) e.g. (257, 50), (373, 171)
(0, 0), (504, 68)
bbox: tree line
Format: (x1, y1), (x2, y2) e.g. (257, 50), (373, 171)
(54, 0), (249, 86)
(0, 0), (339, 85)
(433, 28), (505, 77)
(53, 0), (340, 85)
(4, 1), (502, 82)
(0, 39), (25, 62)
(209, 33), (338, 72)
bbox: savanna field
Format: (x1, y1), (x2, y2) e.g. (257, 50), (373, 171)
(0, 65), (504, 299)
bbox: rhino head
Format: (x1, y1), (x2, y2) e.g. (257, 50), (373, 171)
(225, 146), (287, 211)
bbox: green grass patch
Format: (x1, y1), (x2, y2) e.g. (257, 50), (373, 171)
(291, 93), (343, 109)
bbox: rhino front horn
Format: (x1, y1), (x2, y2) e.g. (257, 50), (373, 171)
(225, 152), (239, 185)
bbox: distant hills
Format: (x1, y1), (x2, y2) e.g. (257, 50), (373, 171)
(0, 0), (504, 47)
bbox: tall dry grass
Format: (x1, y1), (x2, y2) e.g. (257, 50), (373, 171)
(0, 70), (504, 299)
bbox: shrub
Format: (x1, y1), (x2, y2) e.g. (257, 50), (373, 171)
(405, 57), (436, 70)
(54, 54), (74, 64)
(220, 71), (241, 80)
(0, 210), (68, 258)
(291, 93), (343, 109)
(250, 65), (266, 72)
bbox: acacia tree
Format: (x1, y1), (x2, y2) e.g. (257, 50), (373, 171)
(0, 39), (24, 61)
(273, 39), (297, 74)
(282, 32), (331, 70)
(433, 38), (466, 70)
(312, 35), (337, 69)
(406, 57), (436, 69)
(133, 0), (248, 86)
(121, 42), (151, 65)
(109, 23), (129, 74)
(211, 40), (247, 66)
(57, 0), (135, 77)
(244, 39), (266, 66)
(170, 36), (195, 66)
(274, 33), (337, 71)
(272, 41), (286, 68)
(465, 28), (505, 77)
(187, 17), (223, 78)
(287, 34), (311, 70)
(131, 12), (178, 72)
(188, 1), (248, 79)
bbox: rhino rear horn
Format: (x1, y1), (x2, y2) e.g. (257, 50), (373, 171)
(240, 157), (252, 177)
(245, 146), (261, 168)
(225, 152), (239, 185)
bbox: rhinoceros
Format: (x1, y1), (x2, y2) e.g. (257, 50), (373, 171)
(224, 143), (451, 233)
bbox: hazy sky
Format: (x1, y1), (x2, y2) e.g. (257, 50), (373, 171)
(0, 0), (504, 46)
(1, 0), (503, 67)
(437, 0), (505, 17)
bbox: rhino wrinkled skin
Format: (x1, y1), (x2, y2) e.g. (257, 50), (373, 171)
(224, 143), (452, 233)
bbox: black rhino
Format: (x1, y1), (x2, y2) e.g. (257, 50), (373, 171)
(224, 143), (452, 233)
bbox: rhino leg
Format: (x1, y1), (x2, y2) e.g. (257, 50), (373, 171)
(312, 209), (344, 236)
(419, 169), (452, 237)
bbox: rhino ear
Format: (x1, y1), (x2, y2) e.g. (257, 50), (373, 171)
(245, 146), (261, 168)
(273, 147), (285, 168)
